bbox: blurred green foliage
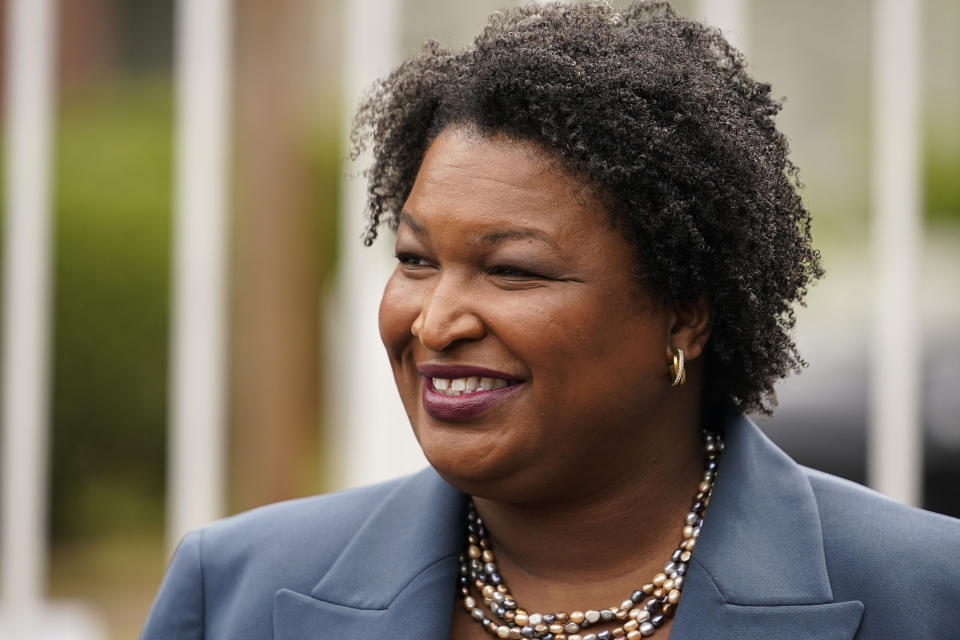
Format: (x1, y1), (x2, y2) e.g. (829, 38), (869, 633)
(925, 130), (960, 223)
(50, 78), (172, 541)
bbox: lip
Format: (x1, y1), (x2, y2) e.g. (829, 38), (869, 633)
(416, 363), (524, 381)
(417, 363), (525, 422)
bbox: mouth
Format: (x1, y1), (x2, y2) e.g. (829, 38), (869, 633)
(417, 364), (525, 421)
(429, 375), (516, 396)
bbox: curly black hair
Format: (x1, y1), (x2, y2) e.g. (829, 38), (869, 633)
(351, 0), (823, 414)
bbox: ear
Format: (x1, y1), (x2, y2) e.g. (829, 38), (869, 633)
(668, 295), (711, 361)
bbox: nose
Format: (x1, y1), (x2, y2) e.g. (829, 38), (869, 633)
(411, 274), (485, 352)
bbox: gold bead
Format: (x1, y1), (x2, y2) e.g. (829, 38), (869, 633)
(668, 589), (681, 604)
(653, 572), (667, 587)
(682, 525), (695, 539)
(570, 611), (585, 624)
(612, 628), (625, 637)
(662, 579), (674, 591)
(468, 545), (482, 559)
(680, 550), (692, 562)
(482, 549), (495, 563)
(569, 636), (583, 640)
(653, 587), (664, 598)
(627, 631), (642, 640)
(497, 626), (511, 638)
(514, 613), (529, 626)
(642, 583), (655, 594)
(550, 625), (564, 635)
(623, 619), (639, 632)
(482, 585), (495, 599)
(662, 603), (675, 616)
(698, 480), (711, 493)
(556, 613), (569, 623)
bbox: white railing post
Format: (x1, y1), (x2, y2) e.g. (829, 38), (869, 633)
(868, 0), (922, 506)
(695, 0), (748, 53)
(327, 0), (426, 490)
(1, 0), (57, 622)
(168, 0), (233, 551)
(0, 1), (107, 636)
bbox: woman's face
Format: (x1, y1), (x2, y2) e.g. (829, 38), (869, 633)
(379, 128), (681, 501)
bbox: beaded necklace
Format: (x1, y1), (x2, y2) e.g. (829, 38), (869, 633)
(457, 429), (723, 640)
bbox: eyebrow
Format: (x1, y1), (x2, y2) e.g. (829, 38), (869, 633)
(399, 210), (425, 234)
(399, 210), (559, 249)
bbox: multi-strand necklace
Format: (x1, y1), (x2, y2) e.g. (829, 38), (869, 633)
(457, 429), (723, 640)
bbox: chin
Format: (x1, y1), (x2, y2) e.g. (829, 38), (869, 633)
(415, 424), (525, 495)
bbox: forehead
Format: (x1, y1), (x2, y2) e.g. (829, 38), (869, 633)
(402, 128), (607, 237)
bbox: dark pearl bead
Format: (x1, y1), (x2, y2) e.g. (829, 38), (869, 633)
(543, 614), (556, 624)
(520, 626), (535, 638)
(631, 590), (644, 603)
(601, 609), (614, 621)
(489, 573), (503, 585)
(504, 598), (517, 610)
(651, 614), (665, 627)
(645, 599), (661, 612)
(672, 549), (682, 563)
(541, 634), (554, 640)
(597, 631), (612, 640)
(495, 606), (506, 617)
(676, 563), (688, 576)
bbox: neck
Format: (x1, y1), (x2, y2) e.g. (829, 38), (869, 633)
(470, 410), (706, 612)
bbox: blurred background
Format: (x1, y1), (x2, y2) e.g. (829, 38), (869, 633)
(0, 0), (956, 638)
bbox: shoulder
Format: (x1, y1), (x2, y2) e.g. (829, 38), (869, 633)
(802, 467), (960, 635)
(141, 470), (430, 639)
(199, 471), (416, 591)
(803, 466), (960, 554)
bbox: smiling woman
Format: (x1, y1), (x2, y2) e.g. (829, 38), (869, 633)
(141, 3), (960, 639)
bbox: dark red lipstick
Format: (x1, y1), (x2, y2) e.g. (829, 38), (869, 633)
(418, 364), (525, 421)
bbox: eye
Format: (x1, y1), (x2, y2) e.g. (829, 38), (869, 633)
(395, 252), (434, 269)
(488, 265), (543, 280)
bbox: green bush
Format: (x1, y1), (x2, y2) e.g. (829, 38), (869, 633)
(50, 78), (172, 540)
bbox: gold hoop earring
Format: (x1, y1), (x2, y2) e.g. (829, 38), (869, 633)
(669, 347), (686, 386)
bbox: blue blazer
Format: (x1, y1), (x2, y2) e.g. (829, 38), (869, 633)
(141, 415), (960, 639)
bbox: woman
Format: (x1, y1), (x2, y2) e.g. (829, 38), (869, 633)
(142, 3), (960, 639)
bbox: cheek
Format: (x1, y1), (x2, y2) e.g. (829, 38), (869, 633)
(378, 273), (420, 361)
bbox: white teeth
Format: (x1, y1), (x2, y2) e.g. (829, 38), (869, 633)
(431, 376), (514, 396)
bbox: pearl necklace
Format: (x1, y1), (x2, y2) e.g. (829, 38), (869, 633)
(457, 430), (723, 640)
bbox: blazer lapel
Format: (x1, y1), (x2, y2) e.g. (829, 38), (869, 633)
(670, 415), (864, 639)
(273, 469), (467, 640)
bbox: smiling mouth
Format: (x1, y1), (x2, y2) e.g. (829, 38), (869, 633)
(430, 376), (516, 396)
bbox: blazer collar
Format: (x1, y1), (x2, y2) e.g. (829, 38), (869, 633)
(669, 414), (863, 638)
(273, 468), (467, 639)
(274, 415), (863, 639)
